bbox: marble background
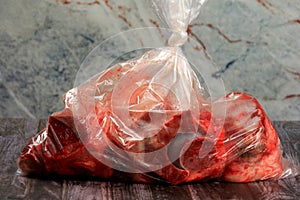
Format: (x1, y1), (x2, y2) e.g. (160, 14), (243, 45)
(0, 0), (299, 120)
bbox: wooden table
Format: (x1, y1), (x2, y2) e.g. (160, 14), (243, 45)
(0, 119), (299, 199)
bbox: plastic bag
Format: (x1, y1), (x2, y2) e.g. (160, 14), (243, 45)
(18, 0), (299, 185)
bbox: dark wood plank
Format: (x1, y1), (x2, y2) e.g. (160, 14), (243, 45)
(65, 181), (154, 200)
(8, 176), (63, 200)
(0, 119), (34, 199)
(274, 121), (300, 173)
(0, 119), (63, 199)
(149, 185), (192, 200)
(187, 182), (256, 200)
(187, 178), (300, 200)
(274, 121), (300, 142)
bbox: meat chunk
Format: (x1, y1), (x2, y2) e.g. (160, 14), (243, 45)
(18, 64), (287, 185)
(19, 109), (114, 178)
(220, 92), (283, 182)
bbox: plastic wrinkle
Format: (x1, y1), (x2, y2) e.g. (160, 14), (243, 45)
(17, 0), (299, 185)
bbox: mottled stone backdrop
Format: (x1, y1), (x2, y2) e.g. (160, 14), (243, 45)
(0, 0), (299, 120)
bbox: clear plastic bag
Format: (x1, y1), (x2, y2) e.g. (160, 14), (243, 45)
(18, 0), (299, 185)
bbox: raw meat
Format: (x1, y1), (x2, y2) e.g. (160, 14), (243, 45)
(220, 92), (283, 182)
(18, 65), (286, 185)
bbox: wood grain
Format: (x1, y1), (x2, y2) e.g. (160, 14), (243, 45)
(0, 119), (299, 200)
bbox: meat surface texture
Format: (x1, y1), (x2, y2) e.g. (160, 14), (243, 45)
(18, 63), (286, 185)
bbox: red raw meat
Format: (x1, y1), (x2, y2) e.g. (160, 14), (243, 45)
(220, 92), (283, 182)
(19, 109), (114, 178)
(18, 65), (286, 185)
